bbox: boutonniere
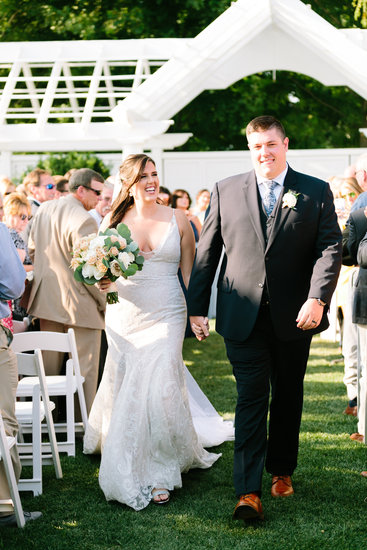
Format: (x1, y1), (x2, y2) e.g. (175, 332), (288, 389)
(282, 190), (300, 210)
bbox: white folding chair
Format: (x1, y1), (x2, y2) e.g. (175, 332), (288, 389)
(0, 412), (25, 528)
(12, 329), (88, 457)
(15, 349), (62, 496)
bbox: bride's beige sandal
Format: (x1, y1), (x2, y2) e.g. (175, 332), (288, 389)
(152, 488), (170, 505)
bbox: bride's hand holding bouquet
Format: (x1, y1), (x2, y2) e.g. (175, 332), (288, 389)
(70, 223), (144, 304)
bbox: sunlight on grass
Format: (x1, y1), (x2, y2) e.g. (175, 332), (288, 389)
(1, 335), (366, 550)
(54, 521), (79, 530)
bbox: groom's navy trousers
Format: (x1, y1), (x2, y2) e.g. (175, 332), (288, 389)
(225, 302), (312, 497)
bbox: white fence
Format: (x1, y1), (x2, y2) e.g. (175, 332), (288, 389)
(6, 147), (366, 199)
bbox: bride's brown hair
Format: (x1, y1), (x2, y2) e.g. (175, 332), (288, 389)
(109, 154), (156, 228)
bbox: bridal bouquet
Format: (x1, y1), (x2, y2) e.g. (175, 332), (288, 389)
(70, 223), (144, 304)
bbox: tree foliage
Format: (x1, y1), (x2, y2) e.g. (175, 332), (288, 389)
(353, 0), (367, 26)
(35, 152), (111, 178)
(0, 1), (366, 150)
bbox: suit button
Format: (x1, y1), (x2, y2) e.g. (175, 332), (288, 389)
(258, 283), (264, 288)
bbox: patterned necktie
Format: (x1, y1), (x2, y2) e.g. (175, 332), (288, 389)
(263, 180), (277, 216)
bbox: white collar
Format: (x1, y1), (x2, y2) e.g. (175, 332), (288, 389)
(256, 164), (289, 187)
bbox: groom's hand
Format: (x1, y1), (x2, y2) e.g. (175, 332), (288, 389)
(190, 316), (210, 341)
(296, 298), (324, 331)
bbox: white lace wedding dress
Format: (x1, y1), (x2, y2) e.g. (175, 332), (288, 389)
(83, 211), (234, 511)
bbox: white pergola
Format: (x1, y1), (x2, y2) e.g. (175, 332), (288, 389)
(1, 0), (367, 175)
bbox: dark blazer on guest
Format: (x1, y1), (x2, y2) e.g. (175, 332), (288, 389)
(344, 207), (367, 266)
(354, 211), (367, 325)
(187, 165), (342, 342)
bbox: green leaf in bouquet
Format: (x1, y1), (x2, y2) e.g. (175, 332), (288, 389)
(117, 260), (126, 272)
(103, 236), (113, 248)
(73, 266), (85, 282)
(124, 264), (138, 277)
(83, 275), (99, 285)
(99, 227), (119, 240)
(129, 241), (139, 252)
(116, 223), (131, 240)
(135, 255), (144, 265)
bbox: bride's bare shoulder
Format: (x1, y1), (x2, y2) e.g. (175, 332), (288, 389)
(156, 204), (174, 220)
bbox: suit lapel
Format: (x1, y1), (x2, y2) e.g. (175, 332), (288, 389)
(242, 171), (265, 250)
(266, 166), (299, 252)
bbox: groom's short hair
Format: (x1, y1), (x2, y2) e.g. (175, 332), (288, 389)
(246, 115), (286, 140)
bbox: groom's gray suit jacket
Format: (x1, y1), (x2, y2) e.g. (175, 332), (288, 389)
(187, 166), (342, 342)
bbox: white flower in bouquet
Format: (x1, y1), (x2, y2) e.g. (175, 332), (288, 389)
(118, 251), (135, 270)
(89, 235), (108, 250)
(117, 236), (127, 249)
(110, 260), (124, 277)
(82, 262), (106, 280)
(70, 222), (144, 304)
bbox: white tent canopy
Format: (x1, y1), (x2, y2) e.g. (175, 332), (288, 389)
(0, 0), (367, 158)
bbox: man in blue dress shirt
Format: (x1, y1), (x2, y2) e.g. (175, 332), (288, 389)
(0, 222), (41, 526)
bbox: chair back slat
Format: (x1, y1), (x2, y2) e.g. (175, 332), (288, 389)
(12, 331), (71, 353)
(16, 352), (38, 377)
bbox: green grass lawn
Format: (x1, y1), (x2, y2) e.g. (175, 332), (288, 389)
(1, 330), (366, 550)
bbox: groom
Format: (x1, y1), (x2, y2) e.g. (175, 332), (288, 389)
(188, 115), (342, 521)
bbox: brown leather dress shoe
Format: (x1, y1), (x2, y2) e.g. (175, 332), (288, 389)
(233, 493), (264, 521)
(350, 433), (364, 442)
(344, 404), (358, 416)
(271, 475), (294, 497)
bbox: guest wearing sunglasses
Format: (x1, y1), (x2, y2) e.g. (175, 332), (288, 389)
(2, 193), (33, 330)
(21, 168), (56, 242)
(28, 168), (106, 416)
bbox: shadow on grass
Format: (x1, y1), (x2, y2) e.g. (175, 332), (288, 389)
(2, 335), (367, 550)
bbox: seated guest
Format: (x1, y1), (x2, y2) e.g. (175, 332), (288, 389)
(2, 193), (33, 331)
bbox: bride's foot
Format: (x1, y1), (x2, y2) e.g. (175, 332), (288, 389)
(152, 488), (170, 505)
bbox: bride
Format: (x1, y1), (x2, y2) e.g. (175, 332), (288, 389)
(83, 154), (233, 510)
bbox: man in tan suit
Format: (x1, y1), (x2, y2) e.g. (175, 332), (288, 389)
(28, 168), (106, 414)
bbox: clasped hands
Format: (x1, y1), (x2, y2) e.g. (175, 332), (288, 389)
(190, 316), (210, 341)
